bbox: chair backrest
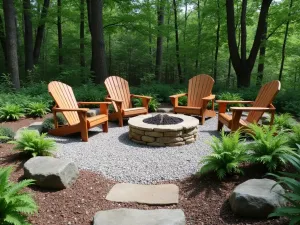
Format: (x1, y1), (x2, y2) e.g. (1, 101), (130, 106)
(187, 74), (214, 107)
(246, 80), (281, 123)
(48, 81), (80, 126)
(104, 76), (131, 111)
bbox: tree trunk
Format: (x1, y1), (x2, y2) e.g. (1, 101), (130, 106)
(3, 0), (20, 89)
(195, 0), (201, 70)
(23, 0), (34, 74)
(80, 0), (85, 68)
(86, 0), (95, 73)
(227, 57), (231, 88)
(165, 4), (171, 84)
(33, 0), (50, 65)
(256, 19), (268, 87)
(172, 0), (182, 83)
(155, 0), (165, 82)
(213, 0), (220, 83)
(183, 0), (188, 75)
(0, 14), (8, 69)
(279, 0), (293, 81)
(57, 0), (63, 67)
(90, 0), (108, 83)
(108, 33), (112, 75)
(225, 0), (272, 87)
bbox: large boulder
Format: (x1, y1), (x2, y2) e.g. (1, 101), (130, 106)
(229, 179), (286, 218)
(93, 208), (185, 225)
(24, 156), (79, 190)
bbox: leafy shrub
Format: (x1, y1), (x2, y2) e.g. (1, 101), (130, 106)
(25, 102), (50, 118)
(73, 83), (106, 102)
(199, 130), (248, 179)
(41, 113), (67, 133)
(271, 113), (297, 130)
(0, 104), (24, 121)
(247, 124), (296, 171)
(0, 166), (38, 225)
(268, 144), (300, 224)
(133, 94), (161, 112)
(216, 92), (243, 110)
(289, 125), (300, 149)
(178, 95), (188, 106)
(10, 130), (56, 157)
(0, 126), (15, 143)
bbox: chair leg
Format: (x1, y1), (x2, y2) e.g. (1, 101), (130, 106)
(118, 117), (124, 127)
(201, 115), (205, 125)
(217, 120), (223, 131)
(102, 121), (108, 132)
(81, 128), (88, 142)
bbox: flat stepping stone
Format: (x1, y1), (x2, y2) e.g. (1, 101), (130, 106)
(24, 156), (79, 190)
(87, 108), (100, 117)
(14, 122), (43, 140)
(93, 208), (185, 225)
(106, 183), (179, 205)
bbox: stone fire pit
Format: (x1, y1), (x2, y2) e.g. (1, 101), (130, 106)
(128, 114), (199, 147)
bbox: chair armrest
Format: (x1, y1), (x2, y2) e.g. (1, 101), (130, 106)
(131, 94), (152, 100)
(78, 102), (112, 105)
(216, 100), (253, 104)
(105, 97), (123, 103)
(53, 108), (89, 112)
(202, 95), (215, 101)
(169, 93), (187, 99)
(230, 107), (276, 112)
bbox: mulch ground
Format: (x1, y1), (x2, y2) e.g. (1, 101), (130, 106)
(0, 117), (289, 225)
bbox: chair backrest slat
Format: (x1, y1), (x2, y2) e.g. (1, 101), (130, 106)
(188, 74), (214, 107)
(48, 81), (80, 125)
(104, 76), (131, 110)
(246, 80), (281, 123)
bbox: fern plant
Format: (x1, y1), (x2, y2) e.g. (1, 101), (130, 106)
(9, 130), (56, 157)
(248, 124), (297, 171)
(0, 126), (15, 143)
(268, 144), (300, 224)
(0, 166), (38, 225)
(0, 104), (24, 121)
(270, 113), (297, 130)
(132, 94), (161, 112)
(25, 102), (50, 118)
(289, 125), (300, 149)
(199, 130), (248, 179)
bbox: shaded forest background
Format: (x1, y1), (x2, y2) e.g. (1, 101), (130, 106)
(0, 0), (299, 90)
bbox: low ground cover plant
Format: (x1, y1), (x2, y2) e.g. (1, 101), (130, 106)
(41, 113), (67, 133)
(289, 125), (300, 149)
(247, 124), (296, 171)
(9, 130), (56, 157)
(0, 166), (38, 225)
(270, 113), (297, 130)
(25, 102), (50, 118)
(268, 144), (300, 224)
(199, 130), (248, 179)
(0, 127), (15, 143)
(0, 104), (24, 121)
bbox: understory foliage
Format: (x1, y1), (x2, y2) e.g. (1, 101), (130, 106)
(271, 113), (297, 130)
(199, 130), (248, 179)
(289, 125), (300, 149)
(0, 127), (15, 143)
(268, 144), (300, 225)
(10, 130), (56, 157)
(247, 124), (296, 171)
(0, 166), (38, 225)
(0, 104), (24, 121)
(25, 102), (50, 118)
(41, 113), (67, 133)
(132, 94), (161, 112)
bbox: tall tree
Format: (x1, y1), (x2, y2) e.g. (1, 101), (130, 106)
(256, 19), (268, 87)
(155, 0), (165, 82)
(195, 0), (201, 70)
(278, 0), (293, 81)
(57, 0), (63, 67)
(3, 0), (20, 89)
(0, 14), (7, 69)
(23, 0), (34, 74)
(33, 0), (50, 65)
(172, 0), (182, 83)
(226, 0), (272, 87)
(80, 0), (85, 68)
(213, 0), (221, 83)
(90, 0), (108, 83)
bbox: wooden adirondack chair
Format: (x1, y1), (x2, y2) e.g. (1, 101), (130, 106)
(169, 74), (216, 125)
(217, 80), (281, 132)
(48, 81), (111, 142)
(104, 76), (152, 127)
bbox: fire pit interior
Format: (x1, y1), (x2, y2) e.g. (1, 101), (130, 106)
(128, 114), (199, 147)
(143, 114), (183, 125)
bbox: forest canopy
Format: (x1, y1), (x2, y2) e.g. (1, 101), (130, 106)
(0, 0), (299, 89)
